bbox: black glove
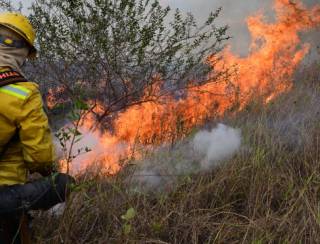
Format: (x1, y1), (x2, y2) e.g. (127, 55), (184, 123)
(0, 173), (75, 215)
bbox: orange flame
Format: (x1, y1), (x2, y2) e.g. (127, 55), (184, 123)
(47, 86), (66, 109)
(65, 0), (320, 174)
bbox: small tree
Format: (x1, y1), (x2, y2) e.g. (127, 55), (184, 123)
(0, 0), (21, 11)
(29, 0), (230, 124)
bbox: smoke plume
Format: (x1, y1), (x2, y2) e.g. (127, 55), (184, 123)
(130, 124), (241, 192)
(193, 124), (241, 170)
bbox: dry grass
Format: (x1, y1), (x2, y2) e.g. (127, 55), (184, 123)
(33, 62), (320, 243)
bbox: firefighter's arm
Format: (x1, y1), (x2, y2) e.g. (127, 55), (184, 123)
(18, 86), (56, 175)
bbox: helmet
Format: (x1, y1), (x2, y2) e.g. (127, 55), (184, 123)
(0, 12), (36, 58)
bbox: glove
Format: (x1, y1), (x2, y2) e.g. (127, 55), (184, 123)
(0, 173), (75, 214)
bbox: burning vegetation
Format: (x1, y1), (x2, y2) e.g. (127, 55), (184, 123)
(60, 0), (320, 174)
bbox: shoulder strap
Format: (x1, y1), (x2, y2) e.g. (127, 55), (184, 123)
(0, 69), (28, 88)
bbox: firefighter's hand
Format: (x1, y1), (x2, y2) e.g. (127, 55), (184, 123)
(28, 172), (43, 182)
(29, 165), (55, 179)
(37, 166), (55, 177)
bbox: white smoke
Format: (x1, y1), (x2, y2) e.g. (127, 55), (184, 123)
(193, 124), (241, 170)
(130, 124), (241, 192)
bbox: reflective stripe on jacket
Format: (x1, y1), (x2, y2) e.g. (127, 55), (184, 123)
(0, 68), (55, 185)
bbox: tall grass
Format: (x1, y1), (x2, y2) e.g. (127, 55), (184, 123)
(33, 62), (320, 243)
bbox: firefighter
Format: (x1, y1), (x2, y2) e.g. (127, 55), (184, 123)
(0, 12), (75, 243)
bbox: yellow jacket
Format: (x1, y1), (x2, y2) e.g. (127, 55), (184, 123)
(0, 68), (55, 185)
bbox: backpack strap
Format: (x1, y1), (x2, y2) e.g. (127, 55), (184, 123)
(0, 69), (28, 88)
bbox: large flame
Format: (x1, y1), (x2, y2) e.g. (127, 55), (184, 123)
(61, 0), (320, 174)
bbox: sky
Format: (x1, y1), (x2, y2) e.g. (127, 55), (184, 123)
(10, 0), (273, 55)
(9, 0), (320, 57)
